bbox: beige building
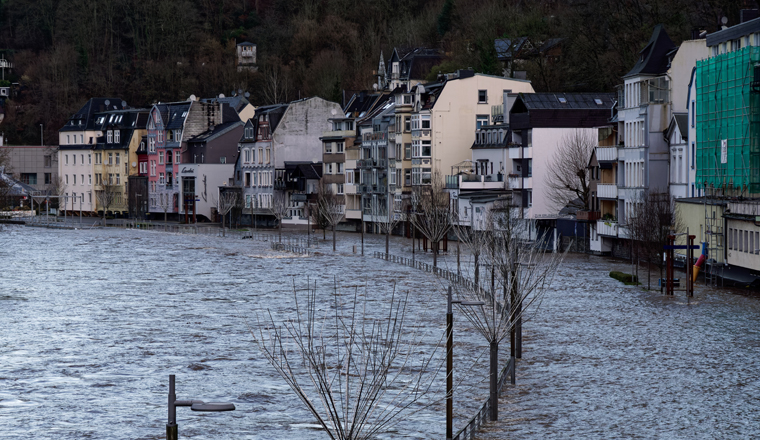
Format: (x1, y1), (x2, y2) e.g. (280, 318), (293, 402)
(410, 71), (534, 185)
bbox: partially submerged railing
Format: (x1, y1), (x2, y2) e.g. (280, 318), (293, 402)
(271, 241), (312, 256)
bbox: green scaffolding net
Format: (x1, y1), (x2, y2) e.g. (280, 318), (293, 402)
(696, 46), (760, 194)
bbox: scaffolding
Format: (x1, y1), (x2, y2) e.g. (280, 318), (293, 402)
(702, 188), (726, 287)
(696, 46), (760, 195)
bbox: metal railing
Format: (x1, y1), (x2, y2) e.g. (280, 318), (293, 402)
(271, 241), (313, 255)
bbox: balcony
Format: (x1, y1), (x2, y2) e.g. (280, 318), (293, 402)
(447, 174), (506, 190)
(321, 129), (355, 138)
(576, 211), (601, 222)
(597, 184), (617, 199)
(596, 147), (618, 162)
(357, 159), (373, 169)
(378, 159), (387, 168)
(508, 174), (521, 189)
(597, 219), (618, 237)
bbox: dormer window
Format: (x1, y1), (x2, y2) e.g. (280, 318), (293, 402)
(107, 130), (113, 143)
(114, 130), (120, 143)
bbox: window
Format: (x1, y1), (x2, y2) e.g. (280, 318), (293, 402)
(21, 173), (37, 185)
(258, 148), (263, 163)
(44, 155), (52, 168)
(527, 190), (533, 207)
(325, 142), (333, 154)
(150, 160), (156, 176)
(220, 157), (226, 164)
(149, 137), (156, 152)
(108, 173), (114, 185)
(66, 135), (70, 144)
(265, 148), (270, 164)
(73, 154), (76, 165)
(81, 174), (84, 184)
(107, 130), (113, 143)
(80, 154), (84, 164)
(478, 90), (487, 103)
(45, 173), (51, 184)
(159, 172), (165, 185)
(245, 172), (251, 187)
(403, 95), (412, 104)
(114, 130), (120, 143)
(65, 174), (69, 184)
(88, 174), (92, 184)
(337, 162), (344, 173)
(404, 116), (411, 132)
(404, 143), (411, 159)
(337, 184), (344, 194)
(65, 154), (69, 165)
(88, 154), (92, 164)
(476, 115), (489, 129)
(337, 142), (344, 153)
(326, 163), (333, 174)
(404, 169), (411, 186)
(108, 153), (113, 165)
(244, 149), (251, 163)
(159, 152), (164, 164)
(421, 140), (431, 157)
(346, 170), (354, 184)
(421, 116), (430, 129)
(115, 153), (120, 166)
(527, 159), (532, 177)
(116, 174), (121, 185)
(175, 130), (182, 141)
(158, 131), (163, 142)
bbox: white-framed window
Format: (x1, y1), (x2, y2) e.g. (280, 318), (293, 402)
(108, 153), (113, 165)
(476, 115), (489, 129)
(88, 154), (91, 164)
(244, 149), (251, 163)
(337, 162), (344, 173)
(265, 148), (270, 164)
(175, 151), (180, 163)
(245, 194), (251, 208)
(158, 131), (163, 142)
(81, 174), (84, 185)
(65, 154), (69, 165)
(159, 152), (164, 164)
(114, 130), (120, 143)
(115, 153), (120, 165)
(478, 90), (487, 103)
(421, 116), (431, 129)
(116, 174), (121, 185)
(325, 142), (333, 153)
(73, 174), (76, 185)
(66, 135), (70, 144)
(337, 142), (344, 153)
(159, 172), (165, 185)
(346, 170), (354, 184)
(421, 140), (431, 157)
(175, 130), (182, 140)
(88, 174), (92, 185)
(149, 137), (156, 152)
(337, 183), (344, 194)
(107, 130), (113, 143)
(258, 148), (263, 163)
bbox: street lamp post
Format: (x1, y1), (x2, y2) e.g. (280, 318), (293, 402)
(446, 286), (486, 438)
(166, 374), (235, 440)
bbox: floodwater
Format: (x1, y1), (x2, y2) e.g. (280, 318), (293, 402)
(1, 225), (760, 439)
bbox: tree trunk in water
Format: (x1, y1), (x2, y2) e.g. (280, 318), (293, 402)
(323, 226), (326, 240)
(433, 241), (438, 268)
(489, 340), (499, 421)
(361, 219), (364, 255)
(385, 230), (389, 255)
(474, 253), (480, 286)
(279, 221), (282, 243)
(332, 225), (336, 251)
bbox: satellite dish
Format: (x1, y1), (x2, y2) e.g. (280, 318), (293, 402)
(131, 162), (137, 168)
(238, 89), (243, 95)
(189, 94), (197, 102)
(373, 83), (378, 91)
(121, 101), (127, 108)
(104, 100), (110, 106)
(219, 93), (225, 98)
(721, 16), (728, 25)
(244, 92), (250, 98)
(330, 109), (337, 115)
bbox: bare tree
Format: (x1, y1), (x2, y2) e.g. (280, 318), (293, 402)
(545, 130), (596, 212)
(158, 192), (171, 224)
(270, 191), (289, 242)
(217, 191), (238, 237)
(410, 170), (452, 268)
(96, 184), (120, 223)
(375, 196), (402, 255)
(251, 279), (444, 440)
(628, 191), (681, 290)
(451, 207), (490, 286)
(318, 184), (345, 252)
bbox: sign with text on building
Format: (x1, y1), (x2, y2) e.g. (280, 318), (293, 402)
(721, 139), (728, 164)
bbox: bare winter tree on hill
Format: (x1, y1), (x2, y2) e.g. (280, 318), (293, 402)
(410, 170), (452, 268)
(251, 279), (444, 440)
(545, 130), (596, 212)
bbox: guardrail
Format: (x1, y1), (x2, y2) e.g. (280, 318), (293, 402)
(372, 252), (488, 295)
(271, 241), (313, 256)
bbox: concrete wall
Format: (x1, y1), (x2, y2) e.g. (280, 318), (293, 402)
(670, 40), (709, 113)
(273, 97), (342, 168)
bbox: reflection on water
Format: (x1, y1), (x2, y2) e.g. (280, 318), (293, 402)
(2, 226), (760, 439)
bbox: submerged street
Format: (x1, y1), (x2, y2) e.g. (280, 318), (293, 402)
(2, 226), (759, 439)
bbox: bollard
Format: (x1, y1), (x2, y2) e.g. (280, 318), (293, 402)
(353, 245), (356, 254)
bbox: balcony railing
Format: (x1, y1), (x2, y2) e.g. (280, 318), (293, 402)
(576, 211), (601, 222)
(596, 147), (618, 162)
(597, 184), (617, 199)
(597, 219), (618, 237)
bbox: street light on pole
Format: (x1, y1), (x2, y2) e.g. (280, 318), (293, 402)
(166, 374), (235, 440)
(446, 285), (486, 439)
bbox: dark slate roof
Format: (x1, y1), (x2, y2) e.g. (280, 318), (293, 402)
(388, 47), (445, 81)
(344, 92), (388, 117)
(0, 169), (36, 195)
(254, 104), (289, 134)
(60, 97), (126, 132)
(187, 121), (243, 143)
(706, 16), (760, 47)
(667, 112), (688, 143)
(137, 135), (147, 154)
(202, 95), (251, 114)
(495, 37), (529, 61)
(515, 93), (616, 110)
(165, 102), (191, 130)
(237, 41), (255, 46)
(92, 109), (148, 150)
(284, 161), (322, 180)
(625, 24), (677, 77)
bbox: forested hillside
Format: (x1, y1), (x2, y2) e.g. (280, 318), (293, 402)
(0, 0), (746, 145)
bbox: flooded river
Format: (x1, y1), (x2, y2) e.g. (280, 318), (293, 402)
(1, 226), (759, 439)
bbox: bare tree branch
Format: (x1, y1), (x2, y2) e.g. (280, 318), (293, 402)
(545, 130), (596, 212)
(218, 191), (238, 236)
(318, 183), (344, 251)
(270, 191), (289, 242)
(411, 170), (452, 268)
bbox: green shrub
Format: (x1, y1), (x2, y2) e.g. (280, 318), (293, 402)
(610, 271), (640, 285)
